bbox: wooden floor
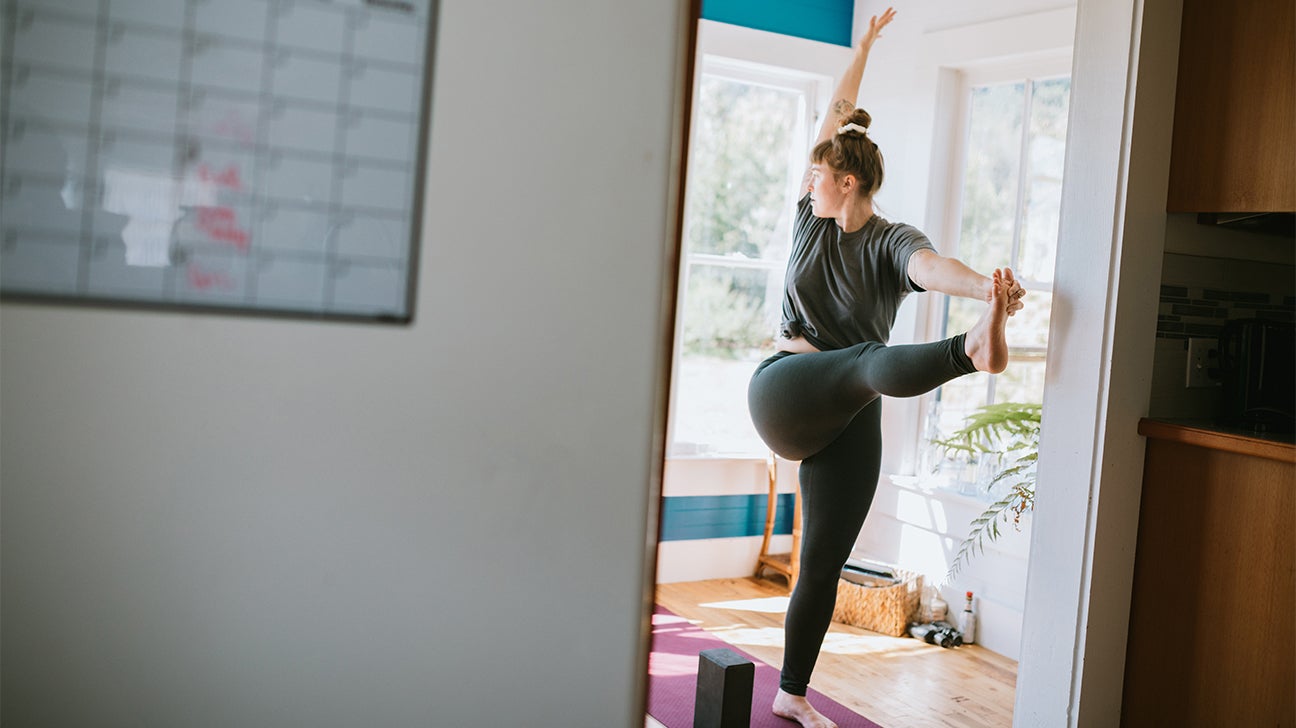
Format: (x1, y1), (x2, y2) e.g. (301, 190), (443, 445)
(651, 577), (1017, 728)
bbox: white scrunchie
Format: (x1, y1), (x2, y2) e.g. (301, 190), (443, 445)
(837, 123), (869, 135)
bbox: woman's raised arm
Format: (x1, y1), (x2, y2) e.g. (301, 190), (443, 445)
(799, 7), (896, 198)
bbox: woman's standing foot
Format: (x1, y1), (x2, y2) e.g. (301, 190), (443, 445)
(773, 689), (838, 728)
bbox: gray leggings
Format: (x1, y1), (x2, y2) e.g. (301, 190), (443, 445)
(747, 335), (975, 696)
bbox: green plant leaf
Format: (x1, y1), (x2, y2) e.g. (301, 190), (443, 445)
(939, 401), (1042, 582)
(946, 489), (1028, 581)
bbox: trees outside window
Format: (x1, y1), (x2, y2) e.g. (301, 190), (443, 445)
(924, 74), (1070, 494)
(670, 59), (819, 456)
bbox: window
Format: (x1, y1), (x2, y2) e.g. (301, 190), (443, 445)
(669, 58), (820, 457)
(923, 72), (1071, 490)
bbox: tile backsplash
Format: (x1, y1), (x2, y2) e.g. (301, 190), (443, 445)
(1148, 252), (1294, 419)
(1156, 285), (1295, 340)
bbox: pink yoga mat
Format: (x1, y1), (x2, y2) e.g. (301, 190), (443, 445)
(647, 606), (883, 727)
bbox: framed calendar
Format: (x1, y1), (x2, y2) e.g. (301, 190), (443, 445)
(0, 0), (437, 323)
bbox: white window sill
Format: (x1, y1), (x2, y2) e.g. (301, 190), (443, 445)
(883, 472), (1034, 525)
(666, 452), (768, 463)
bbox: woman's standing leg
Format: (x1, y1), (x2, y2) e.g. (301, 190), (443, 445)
(772, 398), (883, 724)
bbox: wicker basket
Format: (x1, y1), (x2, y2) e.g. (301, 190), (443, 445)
(831, 569), (923, 637)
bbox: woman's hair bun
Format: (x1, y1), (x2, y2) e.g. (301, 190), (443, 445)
(814, 107), (884, 194)
(844, 108), (872, 130)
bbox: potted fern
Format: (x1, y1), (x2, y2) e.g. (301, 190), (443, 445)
(929, 402), (1042, 581)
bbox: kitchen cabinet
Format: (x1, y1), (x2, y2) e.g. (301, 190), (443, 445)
(1166, 0), (1295, 212)
(1122, 419), (1295, 726)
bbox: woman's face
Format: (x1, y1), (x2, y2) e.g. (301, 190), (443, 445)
(808, 164), (849, 217)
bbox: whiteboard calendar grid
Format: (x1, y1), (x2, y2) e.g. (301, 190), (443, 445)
(0, 0), (435, 323)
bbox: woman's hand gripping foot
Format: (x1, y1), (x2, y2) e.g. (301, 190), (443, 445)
(965, 268), (1015, 374)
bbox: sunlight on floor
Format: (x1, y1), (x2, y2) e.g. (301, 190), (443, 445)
(698, 596), (791, 613)
(688, 594), (939, 657)
(699, 625), (786, 648)
(652, 612), (699, 628)
(648, 650), (702, 678)
(819, 631), (934, 658)
(700, 622), (934, 658)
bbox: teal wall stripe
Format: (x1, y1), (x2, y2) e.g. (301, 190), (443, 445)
(701, 0), (853, 47)
(660, 493), (795, 542)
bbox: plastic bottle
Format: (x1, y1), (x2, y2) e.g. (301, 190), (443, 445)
(919, 585), (934, 621)
(930, 592), (948, 622)
(959, 591), (977, 645)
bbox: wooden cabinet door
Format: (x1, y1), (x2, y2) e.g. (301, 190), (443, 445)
(1122, 437), (1296, 725)
(1167, 0), (1295, 212)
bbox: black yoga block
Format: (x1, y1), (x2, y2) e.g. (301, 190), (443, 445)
(693, 648), (754, 728)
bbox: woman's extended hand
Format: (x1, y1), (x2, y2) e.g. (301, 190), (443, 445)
(997, 268), (1027, 316)
(860, 7), (896, 51)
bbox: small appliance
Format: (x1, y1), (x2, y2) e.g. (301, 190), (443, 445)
(1217, 318), (1296, 432)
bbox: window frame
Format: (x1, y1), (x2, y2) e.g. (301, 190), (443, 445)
(666, 47), (832, 459)
(916, 55), (1072, 487)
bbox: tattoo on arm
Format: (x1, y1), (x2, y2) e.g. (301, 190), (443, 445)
(831, 99), (853, 120)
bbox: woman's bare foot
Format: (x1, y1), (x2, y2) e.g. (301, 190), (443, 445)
(965, 268), (1011, 373)
(773, 689), (837, 728)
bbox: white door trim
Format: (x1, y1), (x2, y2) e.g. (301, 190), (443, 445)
(1014, 0), (1181, 724)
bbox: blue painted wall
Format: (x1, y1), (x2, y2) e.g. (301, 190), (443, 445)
(660, 493), (795, 541)
(702, 0), (853, 47)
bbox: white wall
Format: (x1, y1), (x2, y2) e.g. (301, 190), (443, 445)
(855, 477), (1033, 659)
(656, 457), (798, 583)
(0, 2), (687, 726)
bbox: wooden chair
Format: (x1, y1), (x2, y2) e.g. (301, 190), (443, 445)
(755, 452), (801, 591)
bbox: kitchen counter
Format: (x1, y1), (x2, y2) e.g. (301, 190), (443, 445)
(1137, 417), (1295, 463)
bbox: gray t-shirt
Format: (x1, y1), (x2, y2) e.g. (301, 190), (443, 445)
(780, 193), (934, 351)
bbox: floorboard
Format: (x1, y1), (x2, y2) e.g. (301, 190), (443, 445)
(653, 577), (1017, 728)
